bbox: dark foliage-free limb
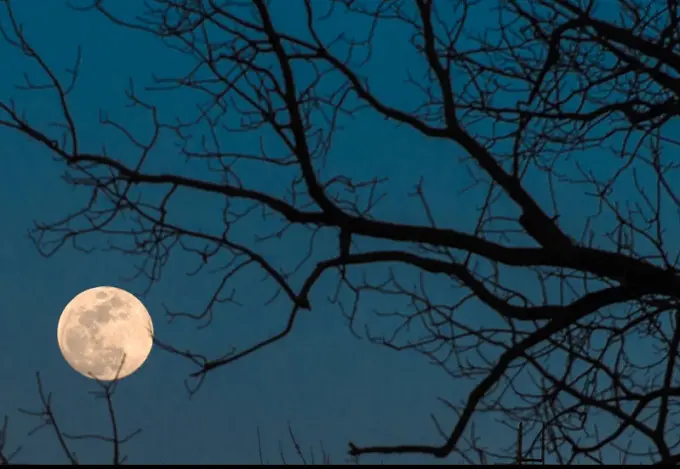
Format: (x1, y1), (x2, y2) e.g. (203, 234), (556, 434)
(17, 369), (140, 465)
(4, 0), (680, 464)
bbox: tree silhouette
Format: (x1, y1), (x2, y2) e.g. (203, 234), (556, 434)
(2, 0), (680, 464)
(0, 372), (344, 465)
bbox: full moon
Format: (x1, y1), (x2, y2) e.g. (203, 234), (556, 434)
(57, 286), (154, 381)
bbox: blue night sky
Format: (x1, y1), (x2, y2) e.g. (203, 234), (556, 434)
(0, 0), (676, 465)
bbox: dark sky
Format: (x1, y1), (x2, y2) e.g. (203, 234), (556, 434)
(0, 2), (470, 464)
(0, 0), (670, 465)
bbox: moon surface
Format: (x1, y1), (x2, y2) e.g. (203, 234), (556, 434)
(57, 286), (154, 381)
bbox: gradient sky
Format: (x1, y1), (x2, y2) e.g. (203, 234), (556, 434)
(0, 0), (674, 465)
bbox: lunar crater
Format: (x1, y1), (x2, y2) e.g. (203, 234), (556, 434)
(57, 286), (154, 381)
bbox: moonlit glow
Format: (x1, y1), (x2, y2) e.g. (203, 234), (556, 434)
(57, 286), (154, 381)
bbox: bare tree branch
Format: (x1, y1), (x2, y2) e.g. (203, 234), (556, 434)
(3, 0), (680, 464)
